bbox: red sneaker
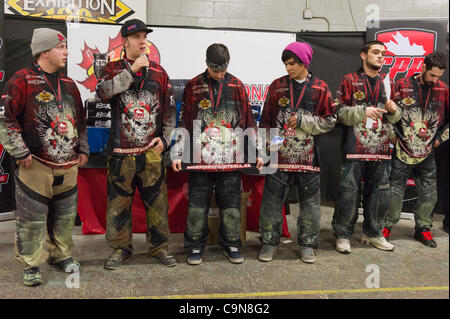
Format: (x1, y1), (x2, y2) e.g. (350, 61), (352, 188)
(414, 230), (437, 248)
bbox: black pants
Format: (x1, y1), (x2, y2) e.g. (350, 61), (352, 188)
(184, 171), (242, 249)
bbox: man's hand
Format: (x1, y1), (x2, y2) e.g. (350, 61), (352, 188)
(256, 157), (264, 170)
(78, 153), (88, 167)
(365, 106), (387, 121)
(288, 114), (298, 128)
(385, 99), (398, 114)
(150, 137), (164, 155)
(172, 159), (182, 172)
(130, 55), (149, 74)
(16, 154), (32, 169)
(434, 139), (441, 148)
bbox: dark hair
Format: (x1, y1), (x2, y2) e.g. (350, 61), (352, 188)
(360, 40), (386, 54)
(281, 50), (302, 64)
(424, 52), (447, 71)
(206, 43), (230, 68)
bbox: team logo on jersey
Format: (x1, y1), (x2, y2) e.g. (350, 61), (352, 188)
(402, 97), (416, 106)
(278, 97), (290, 107)
(57, 122), (69, 134)
(198, 98), (211, 109)
(353, 91), (365, 100)
(133, 108), (145, 120)
(36, 91), (55, 103)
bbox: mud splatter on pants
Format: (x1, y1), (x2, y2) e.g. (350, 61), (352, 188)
(384, 155), (437, 232)
(106, 150), (170, 256)
(14, 159), (79, 269)
(184, 171), (242, 249)
(332, 160), (391, 239)
(259, 170), (321, 248)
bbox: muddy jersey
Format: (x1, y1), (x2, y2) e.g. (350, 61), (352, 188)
(96, 59), (176, 156)
(259, 74), (336, 172)
(0, 64), (88, 168)
(177, 70), (257, 171)
(336, 70), (401, 161)
(393, 76), (449, 164)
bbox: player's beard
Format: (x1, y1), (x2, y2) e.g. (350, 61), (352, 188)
(366, 60), (382, 71)
(421, 76), (433, 87)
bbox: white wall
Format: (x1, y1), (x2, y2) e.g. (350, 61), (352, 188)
(147, 0), (449, 32)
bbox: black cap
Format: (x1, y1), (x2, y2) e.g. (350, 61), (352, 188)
(121, 19), (153, 37)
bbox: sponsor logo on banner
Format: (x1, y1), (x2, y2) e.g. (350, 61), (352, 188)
(244, 83), (269, 107)
(244, 83), (270, 121)
(77, 31), (160, 92)
(0, 145), (10, 192)
(6, 0), (134, 23)
(376, 29), (437, 81)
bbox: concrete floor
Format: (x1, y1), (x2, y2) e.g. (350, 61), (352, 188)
(0, 206), (448, 300)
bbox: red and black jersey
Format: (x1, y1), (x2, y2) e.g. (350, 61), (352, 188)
(336, 70), (399, 161)
(393, 76), (449, 164)
(177, 70), (256, 172)
(0, 64), (88, 168)
(260, 74), (336, 172)
(96, 59), (176, 156)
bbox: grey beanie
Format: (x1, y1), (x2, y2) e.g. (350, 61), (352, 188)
(30, 28), (66, 57)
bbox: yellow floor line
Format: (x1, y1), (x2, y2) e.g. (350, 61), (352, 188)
(121, 286), (449, 299)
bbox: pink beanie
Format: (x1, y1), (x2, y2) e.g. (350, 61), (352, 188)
(284, 42), (313, 67)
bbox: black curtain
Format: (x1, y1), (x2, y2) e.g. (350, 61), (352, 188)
(4, 16), (67, 82)
(295, 32), (366, 205)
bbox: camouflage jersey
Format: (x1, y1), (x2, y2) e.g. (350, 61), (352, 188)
(259, 74), (336, 172)
(176, 70), (257, 172)
(0, 63), (89, 169)
(393, 75), (449, 165)
(96, 59), (176, 156)
(336, 70), (401, 161)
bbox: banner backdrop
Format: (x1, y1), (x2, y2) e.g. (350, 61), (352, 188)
(68, 24), (296, 107)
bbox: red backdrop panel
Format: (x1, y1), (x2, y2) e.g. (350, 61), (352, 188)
(77, 168), (291, 238)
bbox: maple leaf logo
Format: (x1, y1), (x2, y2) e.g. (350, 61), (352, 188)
(77, 31), (161, 92)
(384, 32), (426, 56)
